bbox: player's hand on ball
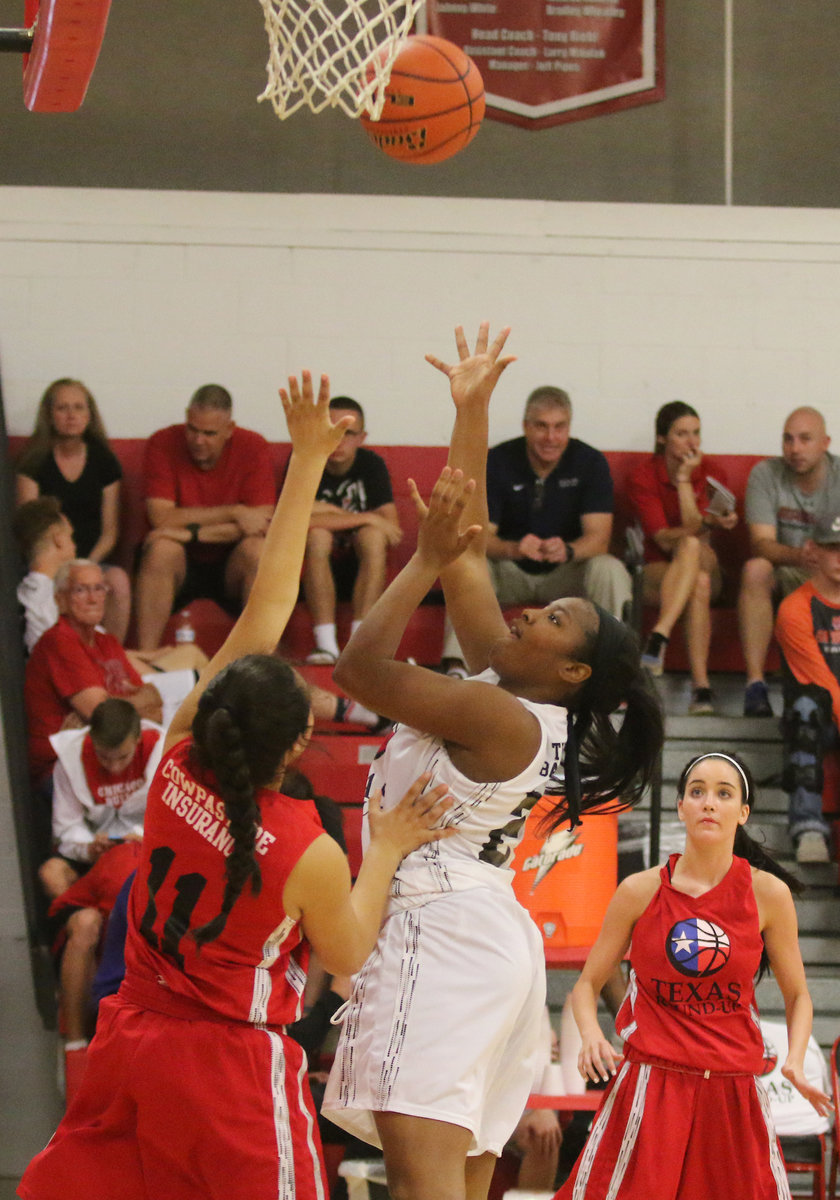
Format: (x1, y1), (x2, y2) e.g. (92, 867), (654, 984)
(426, 321), (516, 410)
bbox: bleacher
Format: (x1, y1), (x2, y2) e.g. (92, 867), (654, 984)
(8, 435), (776, 673)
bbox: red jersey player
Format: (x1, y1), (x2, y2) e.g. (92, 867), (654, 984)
(19, 372), (453, 1200)
(556, 752), (832, 1200)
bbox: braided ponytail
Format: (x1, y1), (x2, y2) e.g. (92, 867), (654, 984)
(191, 706), (263, 948)
(190, 654), (311, 949)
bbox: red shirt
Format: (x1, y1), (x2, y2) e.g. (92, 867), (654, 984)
(124, 738), (325, 1027)
(25, 616), (143, 783)
(143, 424), (277, 562)
(626, 454), (724, 563)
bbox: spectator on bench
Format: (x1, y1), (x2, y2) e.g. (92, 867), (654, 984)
(740, 406), (840, 717)
(441, 384), (631, 674)
(628, 401), (738, 716)
(12, 497), (77, 653)
(25, 560), (164, 789)
(303, 396), (401, 665)
(40, 699), (162, 1050)
(15, 378), (132, 642)
(134, 383), (277, 650)
(775, 510), (840, 864)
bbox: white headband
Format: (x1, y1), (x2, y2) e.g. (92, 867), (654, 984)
(684, 753), (750, 804)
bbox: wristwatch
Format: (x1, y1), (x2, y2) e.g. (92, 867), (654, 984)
(566, 542), (576, 562)
(186, 522), (201, 543)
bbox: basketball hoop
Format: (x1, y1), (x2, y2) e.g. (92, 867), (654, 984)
(256, 0), (427, 120)
(0, 0), (111, 112)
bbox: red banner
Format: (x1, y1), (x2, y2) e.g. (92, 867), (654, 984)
(422, 0), (663, 129)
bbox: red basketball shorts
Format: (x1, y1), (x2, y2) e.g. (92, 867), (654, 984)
(18, 994), (328, 1200)
(556, 1057), (790, 1200)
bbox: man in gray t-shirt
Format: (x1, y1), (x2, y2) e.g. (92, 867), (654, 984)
(739, 406), (840, 715)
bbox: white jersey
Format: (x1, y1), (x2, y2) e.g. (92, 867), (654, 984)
(50, 721), (164, 860)
(365, 669), (569, 905)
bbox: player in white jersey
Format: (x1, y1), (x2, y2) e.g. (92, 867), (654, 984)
(322, 325), (664, 1200)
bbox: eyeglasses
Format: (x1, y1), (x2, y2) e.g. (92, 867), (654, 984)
(69, 583), (109, 597)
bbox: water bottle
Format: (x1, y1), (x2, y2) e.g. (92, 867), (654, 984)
(175, 609), (196, 644)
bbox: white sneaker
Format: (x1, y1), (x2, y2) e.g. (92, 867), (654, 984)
(306, 648), (338, 666)
(795, 831), (830, 864)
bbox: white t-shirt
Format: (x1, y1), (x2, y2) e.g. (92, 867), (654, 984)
(17, 571), (58, 653)
(364, 669), (569, 906)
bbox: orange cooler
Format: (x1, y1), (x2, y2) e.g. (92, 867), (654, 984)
(511, 799), (617, 949)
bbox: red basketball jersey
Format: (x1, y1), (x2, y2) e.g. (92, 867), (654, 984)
(616, 854), (765, 1075)
(124, 738), (325, 1027)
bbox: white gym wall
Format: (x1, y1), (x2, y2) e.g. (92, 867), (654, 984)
(3, 188), (840, 455)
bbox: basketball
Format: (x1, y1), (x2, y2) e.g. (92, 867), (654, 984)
(360, 35), (485, 165)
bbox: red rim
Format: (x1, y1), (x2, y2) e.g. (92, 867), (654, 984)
(23, 0), (112, 113)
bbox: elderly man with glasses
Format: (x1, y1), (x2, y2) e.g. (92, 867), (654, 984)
(24, 559), (163, 788)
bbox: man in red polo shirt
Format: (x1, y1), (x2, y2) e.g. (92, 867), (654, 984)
(134, 384), (277, 649)
(25, 561), (163, 786)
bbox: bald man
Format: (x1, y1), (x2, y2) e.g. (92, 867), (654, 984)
(739, 407), (840, 714)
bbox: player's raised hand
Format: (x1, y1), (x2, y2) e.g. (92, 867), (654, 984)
(409, 467), (483, 571)
(280, 371), (354, 460)
(426, 321), (516, 410)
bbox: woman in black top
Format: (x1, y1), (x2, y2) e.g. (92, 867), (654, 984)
(16, 378), (131, 641)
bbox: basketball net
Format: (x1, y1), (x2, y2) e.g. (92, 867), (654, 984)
(257, 0), (427, 120)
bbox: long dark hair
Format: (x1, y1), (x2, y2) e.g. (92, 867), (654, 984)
(189, 654), (310, 948)
(676, 752), (803, 979)
(542, 606), (665, 833)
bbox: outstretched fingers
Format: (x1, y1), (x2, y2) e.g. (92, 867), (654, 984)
(407, 478), (429, 522)
(428, 466), (477, 519)
(279, 370), (353, 454)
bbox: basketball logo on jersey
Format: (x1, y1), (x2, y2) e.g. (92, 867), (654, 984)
(666, 918), (731, 977)
(759, 1034), (779, 1076)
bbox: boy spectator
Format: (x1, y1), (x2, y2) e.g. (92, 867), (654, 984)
(134, 384), (276, 650)
(774, 511), (840, 863)
(12, 496), (76, 652)
(740, 406), (840, 715)
(303, 397), (401, 664)
(40, 699), (162, 1050)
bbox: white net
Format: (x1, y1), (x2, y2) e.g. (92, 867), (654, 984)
(257, 0), (426, 120)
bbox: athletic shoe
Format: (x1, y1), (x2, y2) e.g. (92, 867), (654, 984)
(688, 687), (715, 716)
(795, 831), (830, 864)
(743, 681), (773, 717)
(444, 661), (469, 680)
(306, 648), (338, 666)
(641, 632), (668, 677)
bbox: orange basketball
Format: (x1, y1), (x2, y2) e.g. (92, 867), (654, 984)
(360, 35), (485, 165)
